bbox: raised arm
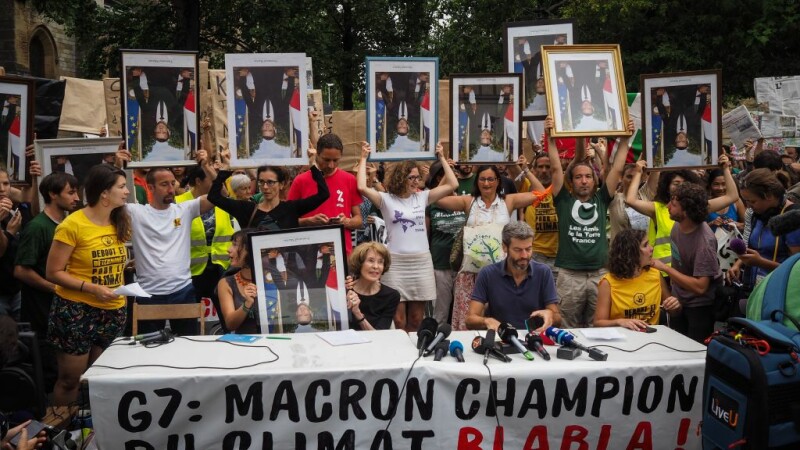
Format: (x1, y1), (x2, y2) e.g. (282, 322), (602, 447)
(605, 120), (635, 197)
(291, 148), (331, 217)
(427, 142), (458, 204)
(544, 116), (564, 196)
(625, 160), (656, 218)
(707, 154), (740, 212)
(518, 155), (545, 192)
(356, 141), (383, 208)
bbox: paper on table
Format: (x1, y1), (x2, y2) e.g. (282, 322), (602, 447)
(317, 329), (371, 346)
(580, 328), (626, 340)
(113, 283), (151, 298)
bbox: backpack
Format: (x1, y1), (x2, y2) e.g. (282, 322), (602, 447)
(746, 252), (800, 330)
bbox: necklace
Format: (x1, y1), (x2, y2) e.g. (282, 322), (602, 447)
(235, 271), (252, 286)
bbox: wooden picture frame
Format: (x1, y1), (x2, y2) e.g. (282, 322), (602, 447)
(0, 76), (35, 184)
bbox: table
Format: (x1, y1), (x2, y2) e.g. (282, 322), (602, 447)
(83, 326), (706, 449)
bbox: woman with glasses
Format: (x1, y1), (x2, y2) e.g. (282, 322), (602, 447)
(433, 162), (547, 330)
(202, 148), (328, 230)
(357, 141), (457, 332)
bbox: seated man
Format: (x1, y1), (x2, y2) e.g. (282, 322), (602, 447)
(466, 221), (560, 332)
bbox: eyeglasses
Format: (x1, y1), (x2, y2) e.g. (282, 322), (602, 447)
(258, 179), (280, 187)
(478, 177), (498, 183)
(407, 175), (422, 181)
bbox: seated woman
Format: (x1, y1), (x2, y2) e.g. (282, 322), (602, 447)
(345, 242), (400, 331)
(594, 229), (682, 330)
(217, 230), (259, 334)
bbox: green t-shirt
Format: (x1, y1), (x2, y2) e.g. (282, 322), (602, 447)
(554, 187), (612, 270)
(428, 204), (466, 270)
(14, 212), (59, 334)
(457, 174), (475, 196)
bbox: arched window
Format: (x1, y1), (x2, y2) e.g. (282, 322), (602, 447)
(29, 27), (58, 78)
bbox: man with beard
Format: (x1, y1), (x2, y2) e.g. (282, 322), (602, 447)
(454, 163), (475, 196)
(465, 221), (559, 332)
(545, 116), (632, 328)
(523, 153), (559, 278)
(126, 166), (215, 335)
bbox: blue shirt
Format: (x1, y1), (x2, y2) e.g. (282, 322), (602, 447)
(471, 259), (558, 330)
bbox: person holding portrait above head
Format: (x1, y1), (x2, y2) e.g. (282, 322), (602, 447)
(465, 221), (559, 332)
(594, 228), (682, 330)
(357, 140), (457, 332)
(344, 242), (400, 331)
(544, 115), (633, 328)
(45, 164), (131, 405)
(217, 230), (259, 334)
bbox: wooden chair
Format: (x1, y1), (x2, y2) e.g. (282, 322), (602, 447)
(131, 302), (206, 336)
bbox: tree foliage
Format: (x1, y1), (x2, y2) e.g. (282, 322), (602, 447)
(29, 0), (800, 107)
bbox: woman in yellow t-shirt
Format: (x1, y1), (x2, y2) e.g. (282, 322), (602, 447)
(594, 229), (681, 330)
(46, 164), (131, 406)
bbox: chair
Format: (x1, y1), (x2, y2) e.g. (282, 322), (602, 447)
(131, 302), (205, 336)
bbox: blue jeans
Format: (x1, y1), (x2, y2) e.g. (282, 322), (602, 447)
(135, 283), (199, 336)
(0, 291), (21, 320)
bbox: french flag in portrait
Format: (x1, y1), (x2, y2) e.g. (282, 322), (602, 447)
(126, 94), (139, 152)
(289, 88), (303, 155)
(701, 99), (713, 155)
(420, 90), (431, 149)
(325, 257), (345, 330)
(504, 100), (515, 150)
(7, 115), (21, 178)
(184, 90), (196, 150)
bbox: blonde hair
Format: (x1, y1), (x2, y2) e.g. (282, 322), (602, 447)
(349, 242), (391, 275)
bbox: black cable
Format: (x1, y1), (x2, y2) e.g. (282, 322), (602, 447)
(381, 353), (423, 437)
(90, 336), (280, 370)
(483, 360), (501, 428)
(590, 341), (707, 353)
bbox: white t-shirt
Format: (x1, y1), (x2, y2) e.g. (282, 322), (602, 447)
(378, 190), (430, 254)
(128, 199), (201, 294)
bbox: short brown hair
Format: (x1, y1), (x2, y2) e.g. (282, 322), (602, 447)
(349, 242), (391, 275)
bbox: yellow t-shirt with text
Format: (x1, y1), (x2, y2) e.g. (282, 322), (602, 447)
(53, 210), (128, 309)
(522, 179), (558, 258)
(602, 268), (662, 325)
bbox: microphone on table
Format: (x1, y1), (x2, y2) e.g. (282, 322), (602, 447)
(545, 327), (608, 361)
(424, 323), (452, 357)
(525, 332), (551, 360)
(768, 209), (800, 236)
(498, 323), (534, 361)
(416, 317), (438, 357)
(134, 328), (173, 345)
(471, 330), (510, 363)
(433, 340), (450, 361)
(449, 340), (465, 362)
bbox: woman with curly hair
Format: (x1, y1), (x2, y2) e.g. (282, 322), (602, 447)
(357, 141), (457, 331)
(594, 228), (681, 330)
(46, 164), (131, 405)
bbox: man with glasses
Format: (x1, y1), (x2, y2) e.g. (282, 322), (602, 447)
(288, 133), (362, 254)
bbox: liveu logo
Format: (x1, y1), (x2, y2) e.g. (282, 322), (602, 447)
(709, 387), (740, 429)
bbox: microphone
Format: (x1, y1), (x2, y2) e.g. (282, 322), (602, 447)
(729, 237), (747, 255)
(471, 330), (511, 363)
(449, 340), (465, 362)
(768, 209), (800, 236)
(545, 327), (608, 361)
(416, 317), (438, 356)
(498, 323), (534, 360)
(424, 323), (452, 356)
(525, 333), (551, 360)
(136, 328), (173, 345)
(433, 340), (450, 361)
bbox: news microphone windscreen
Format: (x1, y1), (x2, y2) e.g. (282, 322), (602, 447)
(729, 237), (747, 255)
(768, 209), (800, 236)
(545, 327), (574, 346)
(497, 323), (518, 341)
(436, 323), (452, 337)
(449, 340), (464, 356)
(420, 317), (438, 334)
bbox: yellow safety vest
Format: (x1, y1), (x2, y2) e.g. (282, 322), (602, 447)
(175, 191), (234, 275)
(647, 201), (673, 267)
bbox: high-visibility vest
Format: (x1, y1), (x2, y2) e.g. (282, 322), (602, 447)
(648, 201), (674, 267)
(175, 191), (234, 275)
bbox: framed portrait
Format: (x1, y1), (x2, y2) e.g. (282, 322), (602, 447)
(0, 76), (35, 184)
(641, 70), (721, 169)
(225, 53), (308, 168)
(35, 137), (136, 205)
(503, 19), (575, 120)
(450, 74), (522, 164)
(249, 225), (349, 334)
(366, 57), (438, 161)
(541, 44), (628, 138)
(120, 50), (199, 167)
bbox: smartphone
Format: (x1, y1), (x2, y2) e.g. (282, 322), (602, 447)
(644, 326), (657, 333)
(526, 316), (544, 332)
(9, 420), (48, 446)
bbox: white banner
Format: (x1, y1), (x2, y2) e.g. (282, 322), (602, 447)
(89, 360), (703, 449)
